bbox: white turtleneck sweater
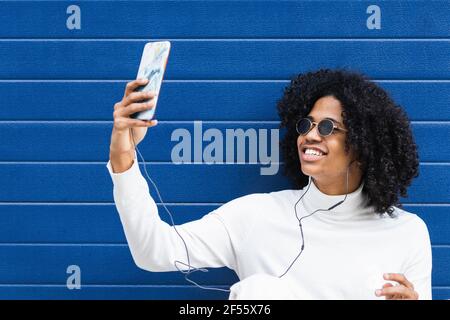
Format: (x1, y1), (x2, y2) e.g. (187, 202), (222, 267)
(106, 155), (432, 300)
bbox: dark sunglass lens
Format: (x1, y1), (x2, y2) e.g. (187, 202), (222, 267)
(296, 118), (312, 135)
(318, 119), (334, 136)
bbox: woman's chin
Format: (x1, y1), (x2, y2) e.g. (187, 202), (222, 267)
(300, 168), (318, 178)
(300, 162), (322, 176)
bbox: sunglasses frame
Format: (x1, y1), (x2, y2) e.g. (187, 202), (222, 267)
(296, 117), (348, 137)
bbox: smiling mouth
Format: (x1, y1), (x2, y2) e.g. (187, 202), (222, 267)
(303, 148), (326, 156)
(300, 148), (327, 162)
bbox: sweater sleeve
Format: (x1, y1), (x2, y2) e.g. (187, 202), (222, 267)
(106, 152), (248, 272)
(403, 216), (433, 300)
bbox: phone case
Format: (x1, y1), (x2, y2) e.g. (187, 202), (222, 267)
(131, 41), (171, 120)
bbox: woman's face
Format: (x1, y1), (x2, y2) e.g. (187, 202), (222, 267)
(297, 95), (361, 190)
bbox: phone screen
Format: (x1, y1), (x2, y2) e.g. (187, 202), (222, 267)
(131, 41), (170, 120)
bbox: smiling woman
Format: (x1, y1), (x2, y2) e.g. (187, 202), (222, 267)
(108, 68), (431, 300)
(297, 96), (363, 195)
(277, 68), (420, 212)
(272, 69), (429, 299)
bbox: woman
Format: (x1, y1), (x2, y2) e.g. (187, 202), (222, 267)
(107, 69), (432, 300)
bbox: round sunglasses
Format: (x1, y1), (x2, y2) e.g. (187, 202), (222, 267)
(296, 118), (348, 137)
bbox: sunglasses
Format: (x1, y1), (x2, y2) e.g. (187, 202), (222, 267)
(296, 117), (348, 137)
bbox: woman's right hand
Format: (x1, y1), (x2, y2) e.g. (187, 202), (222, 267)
(109, 78), (159, 172)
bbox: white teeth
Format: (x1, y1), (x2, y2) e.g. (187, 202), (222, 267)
(305, 148), (324, 156)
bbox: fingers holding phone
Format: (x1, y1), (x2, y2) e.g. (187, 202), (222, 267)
(113, 78), (158, 128)
(109, 41), (169, 172)
(110, 79), (158, 157)
(113, 41), (169, 138)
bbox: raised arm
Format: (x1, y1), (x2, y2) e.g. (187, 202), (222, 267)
(106, 155), (239, 272)
(107, 79), (251, 273)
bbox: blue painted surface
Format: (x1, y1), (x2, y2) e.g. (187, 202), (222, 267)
(0, 1), (448, 299)
(1, 41), (450, 80)
(0, 163), (448, 203)
(1, 82), (450, 121)
(0, 123), (449, 161)
(0, 1), (449, 38)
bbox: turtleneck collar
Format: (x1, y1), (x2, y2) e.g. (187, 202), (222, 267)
(300, 176), (370, 220)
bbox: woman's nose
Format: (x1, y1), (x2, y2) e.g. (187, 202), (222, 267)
(304, 124), (322, 141)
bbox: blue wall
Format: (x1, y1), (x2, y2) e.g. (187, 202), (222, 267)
(0, 0), (449, 299)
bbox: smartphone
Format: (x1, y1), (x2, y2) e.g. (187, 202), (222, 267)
(130, 41), (171, 120)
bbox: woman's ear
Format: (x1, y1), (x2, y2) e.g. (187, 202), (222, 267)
(349, 159), (363, 171)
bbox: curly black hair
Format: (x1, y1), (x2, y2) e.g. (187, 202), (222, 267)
(276, 68), (419, 215)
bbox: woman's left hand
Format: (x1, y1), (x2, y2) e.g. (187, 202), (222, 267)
(375, 273), (419, 300)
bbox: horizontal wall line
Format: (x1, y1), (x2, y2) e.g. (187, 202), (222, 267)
(0, 243), (128, 247)
(0, 284), (229, 288)
(1, 80), (450, 83)
(0, 284), (445, 290)
(0, 161), (284, 165)
(0, 120), (283, 124)
(0, 38), (450, 42)
(0, 202), (448, 207)
(0, 243), (448, 248)
(0, 80), (290, 83)
(0, 202), (224, 206)
(411, 121), (450, 124)
(0, 120), (450, 124)
(0, 161), (448, 165)
(402, 203), (450, 207)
